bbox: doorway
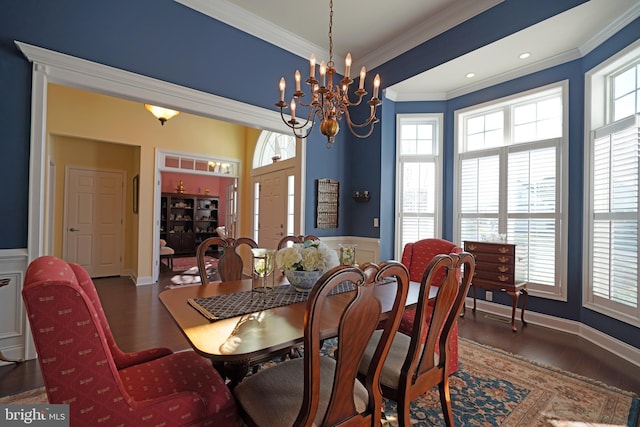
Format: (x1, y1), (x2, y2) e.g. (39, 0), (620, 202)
(20, 41), (301, 285)
(63, 167), (125, 277)
(254, 167), (295, 248)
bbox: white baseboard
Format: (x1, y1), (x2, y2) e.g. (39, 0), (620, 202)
(469, 298), (640, 368)
(135, 275), (155, 286)
(0, 344), (26, 367)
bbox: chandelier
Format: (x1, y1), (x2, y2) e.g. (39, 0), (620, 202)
(276, 0), (381, 147)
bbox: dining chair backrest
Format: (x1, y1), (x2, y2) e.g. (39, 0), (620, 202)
(395, 252), (475, 425)
(414, 252), (474, 373)
(299, 261), (409, 426)
(276, 234), (319, 250)
(197, 236), (258, 283)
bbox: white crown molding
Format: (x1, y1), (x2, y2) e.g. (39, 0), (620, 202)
(578, 1), (640, 56)
(386, 48), (582, 102)
(175, 0), (329, 62)
(15, 41), (290, 134)
(360, 0), (504, 69)
(445, 48), (582, 100)
(176, 0), (502, 71)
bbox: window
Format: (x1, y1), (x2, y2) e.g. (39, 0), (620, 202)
(253, 182), (260, 243)
(253, 131), (296, 168)
(395, 114), (442, 257)
(585, 43), (640, 327)
(455, 83), (567, 299)
(287, 175), (295, 236)
(160, 151), (239, 177)
(611, 62), (640, 121)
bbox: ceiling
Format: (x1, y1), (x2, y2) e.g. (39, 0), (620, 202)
(178, 0), (639, 101)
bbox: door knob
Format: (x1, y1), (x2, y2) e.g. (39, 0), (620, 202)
(69, 228), (79, 232)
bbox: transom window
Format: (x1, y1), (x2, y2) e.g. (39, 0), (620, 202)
(455, 83), (567, 299)
(611, 62), (640, 121)
(253, 131), (296, 168)
(159, 151), (239, 177)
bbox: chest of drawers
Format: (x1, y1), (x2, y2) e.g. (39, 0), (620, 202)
(463, 241), (528, 331)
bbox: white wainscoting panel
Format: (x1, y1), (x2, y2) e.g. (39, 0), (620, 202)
(0, 249), (30, 364)
(320, 236), (382, 265)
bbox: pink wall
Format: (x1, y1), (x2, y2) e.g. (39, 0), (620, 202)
(161, 172), (235, 225)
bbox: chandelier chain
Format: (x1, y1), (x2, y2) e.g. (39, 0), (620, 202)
(328, 0), (334, 68)
(275, 0), (381, 146)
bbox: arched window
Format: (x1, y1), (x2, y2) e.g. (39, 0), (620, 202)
(253, 131), (296, 168)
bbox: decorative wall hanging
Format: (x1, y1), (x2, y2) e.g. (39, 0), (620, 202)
(315, 178), (339, 229)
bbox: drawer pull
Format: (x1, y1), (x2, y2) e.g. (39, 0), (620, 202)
(468, 244), (477, 251)
(498, 256), (509, 263)
(498, 266), (509, 273)
(498, 275), (509, 282)
(498, 247), (510, 253)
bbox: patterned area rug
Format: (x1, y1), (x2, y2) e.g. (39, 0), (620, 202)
(170, 256), (217, 272)
(2, 339), (638, 426)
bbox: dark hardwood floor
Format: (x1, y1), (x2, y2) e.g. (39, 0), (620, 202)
(2, 272), (639, 397)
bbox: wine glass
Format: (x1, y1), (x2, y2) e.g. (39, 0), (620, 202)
(251, 248), (275, 293)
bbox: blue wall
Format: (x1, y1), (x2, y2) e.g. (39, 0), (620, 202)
(353, 12), (640, 348)
(0, 0), (638, 348)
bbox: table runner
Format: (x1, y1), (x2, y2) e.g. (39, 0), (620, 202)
(188, 281), (357, 321)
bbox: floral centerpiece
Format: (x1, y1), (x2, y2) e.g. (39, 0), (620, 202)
(276, 240), (339, 292)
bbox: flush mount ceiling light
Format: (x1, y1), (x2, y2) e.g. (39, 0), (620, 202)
(519, 52), (531, 59)
(144, 104), (180, 126)
(466, 72), (476, 78)
(276, 0), (382, 148)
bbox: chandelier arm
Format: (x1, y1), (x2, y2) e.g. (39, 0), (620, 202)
(279, 104), (324, 141)
(341, 106), (379, 134)
(279, 107), (315, 132)
(341, 90), (367, 107)
(275, 0), (381, 145)
(345, 117), (377, 139)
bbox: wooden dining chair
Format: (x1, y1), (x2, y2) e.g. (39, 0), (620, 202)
(197, 236), (258, 284)
(276, 234), (319, 249)
(233, 261), (410, 427)
(358, 252), (475, 427)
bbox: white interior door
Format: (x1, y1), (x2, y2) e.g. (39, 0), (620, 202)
(64, 167), (124, 277)
(256, 169), (290, 249)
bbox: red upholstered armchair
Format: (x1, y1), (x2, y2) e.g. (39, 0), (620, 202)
(22, 256), (239, 426)
(399, 239), (462, 375)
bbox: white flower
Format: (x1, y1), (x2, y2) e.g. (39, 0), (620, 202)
(276, 240), (339, 272)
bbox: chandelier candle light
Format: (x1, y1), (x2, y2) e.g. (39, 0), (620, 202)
(276, 0), (382, 147)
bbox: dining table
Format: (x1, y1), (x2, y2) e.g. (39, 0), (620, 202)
(159, 273), (428, 388)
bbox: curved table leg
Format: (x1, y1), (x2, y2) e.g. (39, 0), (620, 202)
(472, 284), (477, 312)
(506, 290), (520, 332)
(519, 288), (528, 327)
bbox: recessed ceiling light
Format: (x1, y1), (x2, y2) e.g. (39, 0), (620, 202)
(519, 52), (531, 59)
(466, 72), (475, 78)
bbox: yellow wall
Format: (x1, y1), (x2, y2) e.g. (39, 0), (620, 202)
(51, 136), (139, 269)
(46, 83), (257, 280)
(242, 127), (261, 239)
